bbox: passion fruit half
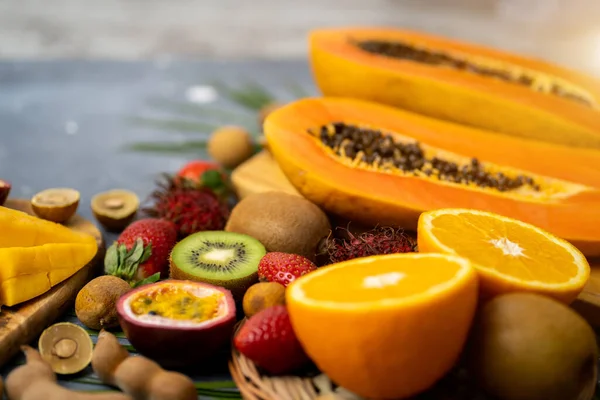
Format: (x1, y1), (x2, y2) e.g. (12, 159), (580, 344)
(116, 279), (236, 368)
(31, 188), (80, 223)
(91, 189), (139, 232)
(0, 179), (11, 206)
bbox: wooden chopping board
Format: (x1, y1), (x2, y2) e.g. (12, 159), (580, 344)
(232, 151), (600, 325)
(0, 199), (104, 366)
(231, 150), (301, 198)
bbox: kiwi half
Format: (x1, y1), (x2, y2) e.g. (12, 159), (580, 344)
(169, 231), (266, 300)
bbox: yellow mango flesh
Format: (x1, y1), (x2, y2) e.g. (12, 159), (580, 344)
(0, 207), (95, 247)
(0, 206), (98, 306)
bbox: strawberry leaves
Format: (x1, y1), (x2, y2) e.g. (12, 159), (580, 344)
(200, 169), (232, 199)
(132, 272), (161, 288)
(104, 238), (158, 286)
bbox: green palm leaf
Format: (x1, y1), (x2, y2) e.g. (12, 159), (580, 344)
(124, 141), (207, 153)
(127, 117), (216, 133)
(125, 79), (303, 155)
(286, 81), (312, 98)
(145, 98), (256, 126)
(211, 81), (276, 111)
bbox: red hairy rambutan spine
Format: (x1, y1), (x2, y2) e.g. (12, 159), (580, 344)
(317, 226), (416, 265)
(144, 174), (230, 238)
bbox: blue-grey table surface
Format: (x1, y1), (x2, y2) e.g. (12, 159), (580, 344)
(0, 59), (319, 399)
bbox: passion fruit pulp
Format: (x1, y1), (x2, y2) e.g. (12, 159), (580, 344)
(116, 279), (236, 368)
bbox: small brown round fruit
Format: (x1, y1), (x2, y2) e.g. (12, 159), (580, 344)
(225, 191), (331, 261)
(38, 322), (94, 375)
(467, 292), (598, 400)
(0, 179), (11, 206)
(91, 189), (139, 232)
(75, 275), (132, 330)
(208, 125), (255, 169)
(31, 188), (80, 223)
(243, 282), (286, 318)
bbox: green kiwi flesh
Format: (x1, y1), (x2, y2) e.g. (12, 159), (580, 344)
(169, 231), (266, 299)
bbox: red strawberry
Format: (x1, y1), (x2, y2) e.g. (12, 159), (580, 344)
(258, 252), (317, 287)
(104, 218), (177, 286)
(177, 160), (222, 180)
(175, 161), (230, 199)
(234, 305), (309, 375)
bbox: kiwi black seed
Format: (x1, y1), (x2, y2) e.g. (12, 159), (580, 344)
(169, 231), (266, 300)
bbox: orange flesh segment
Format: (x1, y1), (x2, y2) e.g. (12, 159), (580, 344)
(301, 256), (463, 303)
(429, 213), (579, 283)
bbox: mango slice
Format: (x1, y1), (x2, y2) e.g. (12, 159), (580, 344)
(0, 206), (98, 306)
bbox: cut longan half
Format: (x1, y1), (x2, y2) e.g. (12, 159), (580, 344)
(38, 322), (94, 375)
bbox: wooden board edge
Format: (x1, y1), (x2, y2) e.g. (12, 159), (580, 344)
(0, 199), (105, 366)
(0, 247), (104, 366)
(231, 150), (301, 199)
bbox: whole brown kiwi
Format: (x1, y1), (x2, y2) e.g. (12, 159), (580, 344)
(467, 292), (598, 400)
(225, 191), (331, 261)
(75, 276), (132, 330)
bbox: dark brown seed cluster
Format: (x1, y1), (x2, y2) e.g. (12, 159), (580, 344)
(354, 39), (593, 108)
(315, 122), (541, 192)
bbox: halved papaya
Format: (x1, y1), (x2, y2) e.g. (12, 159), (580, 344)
(309, 27), (600, 150)
(263, 97), (600, 257)
(264, 97), (600, 188)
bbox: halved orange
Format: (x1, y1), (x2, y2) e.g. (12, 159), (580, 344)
(418, 208), (590, 304)
(286, 253), (479, 399)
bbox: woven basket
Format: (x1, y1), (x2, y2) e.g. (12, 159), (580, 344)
(229, 318), (600, 400)
(228, 321), (354, 400)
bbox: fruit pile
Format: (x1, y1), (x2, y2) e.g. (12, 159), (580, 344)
(2, 25), (600, 400)
(230, 207), (594, 400)
(7, 149), (583, 400)
(1, 101), (598, 400)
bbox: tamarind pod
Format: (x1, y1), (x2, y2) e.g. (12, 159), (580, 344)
(92, 330), (130, 386)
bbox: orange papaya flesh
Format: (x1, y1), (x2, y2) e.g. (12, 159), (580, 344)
(309, 27), (600, 150)
(268, 97), (600, 189)
(264, 97), (600, 257)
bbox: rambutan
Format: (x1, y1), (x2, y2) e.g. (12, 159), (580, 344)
(317, 226), (416, 266)
(144, 174), (230, 238)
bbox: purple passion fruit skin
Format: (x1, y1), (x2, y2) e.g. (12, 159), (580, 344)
(116, 279), (236, 368)
(0, 180), (11, 206)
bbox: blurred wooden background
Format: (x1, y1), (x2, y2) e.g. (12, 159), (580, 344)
(1, 0), (599, 76)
